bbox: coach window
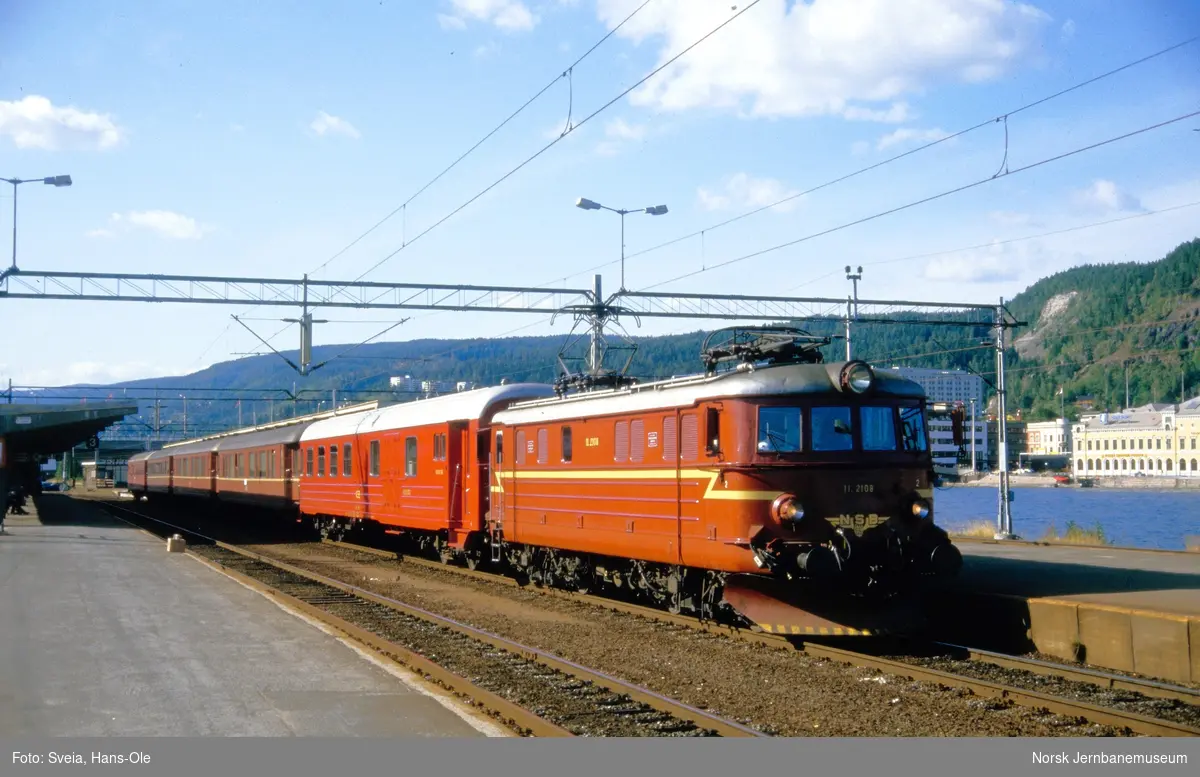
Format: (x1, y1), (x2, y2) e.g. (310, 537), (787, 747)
(405, 437), (418, 477)
(561, 427), (573, 463)
(329, 445), (338, 478)
(269, 450), (276, 479)
(317, 446), (325, 477)
(343, 443), (353, 476)
(705, 407), (721, 455)
(306, 447), (314, 477)
(369, 440), (381, 477)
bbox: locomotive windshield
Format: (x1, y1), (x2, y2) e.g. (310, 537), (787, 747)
(757, 407), (802, 452)
(755, 403), (929, 454)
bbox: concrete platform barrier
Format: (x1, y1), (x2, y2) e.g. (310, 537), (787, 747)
(931, 592), (1197, 684)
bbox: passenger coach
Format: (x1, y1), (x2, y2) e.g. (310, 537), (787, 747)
(297, 384), (555, 557)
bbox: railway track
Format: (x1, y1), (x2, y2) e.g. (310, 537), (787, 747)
(315, 537), (1200, 738)
(100, 502), (765, 739)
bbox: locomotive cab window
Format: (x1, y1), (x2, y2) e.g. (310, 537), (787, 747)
(898, 406), (929, 452)
(342, 443), (352, 476)
(810, 407), (854, 452)
(369, 440), (381, 477)
(861, 406), (899, 451)
(757, 407), (802, 453)
(495, 431), (504, 464)
(329, 445), (338, 478)
(705, 407), (721, 455)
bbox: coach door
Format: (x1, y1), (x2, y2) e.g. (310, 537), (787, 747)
(446, 421), (467, 533)
(489, 430), (505, 562)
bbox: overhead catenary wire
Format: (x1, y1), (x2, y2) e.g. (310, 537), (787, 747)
(636, 109), (1200, 292)
(614, 34), (1200, 268)
(307, 0), (656, 280)
(780, 199), (1200, 293)
(200, 1), (654, 366)
(343, 0), (768, 295)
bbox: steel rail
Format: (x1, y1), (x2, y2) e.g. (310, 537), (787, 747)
(101, 502), (763, 738)
(318, 539), (1200, 737)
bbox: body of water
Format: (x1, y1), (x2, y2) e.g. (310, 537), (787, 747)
(934, 486), (1199, 551)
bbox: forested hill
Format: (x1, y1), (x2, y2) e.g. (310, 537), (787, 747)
(41, 238), (1200, 434)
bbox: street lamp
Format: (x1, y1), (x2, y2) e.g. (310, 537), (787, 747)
(843, 265), (863, 360)
(575, 197), (668, 290)
(1, 175), (72, 272)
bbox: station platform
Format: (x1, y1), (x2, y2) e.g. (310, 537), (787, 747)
(941, 539), (1200, 684)
(0, 494), (503, 737)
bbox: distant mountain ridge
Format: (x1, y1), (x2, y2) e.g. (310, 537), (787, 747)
(28, 237), (1200, 437)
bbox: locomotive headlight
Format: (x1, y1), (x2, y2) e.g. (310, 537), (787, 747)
(910, 496), (931, 519)
(840, 361), (875, 394)
(772, 493), (804, 523)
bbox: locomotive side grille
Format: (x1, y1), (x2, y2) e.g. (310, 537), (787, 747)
(662, 417), (678, 461)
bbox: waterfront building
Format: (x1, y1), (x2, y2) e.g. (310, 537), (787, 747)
(1072, 396), (1200, 477)
(1026, 418), (1072, 454)
(986, 419), (1027, 470)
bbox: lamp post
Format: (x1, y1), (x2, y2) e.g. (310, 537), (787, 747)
(1, 175), (73, 272)
(575, 197), (668, 291)
(844, 265), (863, 361)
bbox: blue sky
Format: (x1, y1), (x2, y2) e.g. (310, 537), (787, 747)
(1, 0), (1198, 388)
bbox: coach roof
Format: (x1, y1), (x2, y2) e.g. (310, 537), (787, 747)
(300, 383), (556, 442)
(493, 362), (925, 426)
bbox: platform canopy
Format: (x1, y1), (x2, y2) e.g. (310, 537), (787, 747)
(0, 402), (139, 460)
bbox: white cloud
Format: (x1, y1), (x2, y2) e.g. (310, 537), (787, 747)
(595, 0), (1049, 120)
(99, 210), (209, 240)
(697, 173), (800, 213)
(1061, 19), (1076, 40)
(594, 118), (649, 155)
(18, 360), (185, 387)
(0, 95), (123, 150)
(923, 242), (1027, 283)
(444, 0), (538, 32)
(474, 42), (501, 58)
(844, 103), (911, 124)
(310, 110), (361, 139)
(1075, 179), (1144, 213)
(988, 210), (1034, 227)
(876, 126), (951, 150)
(605, 118), (646, 141)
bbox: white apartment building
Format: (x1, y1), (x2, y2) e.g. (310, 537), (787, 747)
(1026, 418), (1071, 455)
(879, 366), (988, 470)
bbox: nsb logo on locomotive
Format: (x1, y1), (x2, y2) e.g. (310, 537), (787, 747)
(825, 513), (888, 536)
